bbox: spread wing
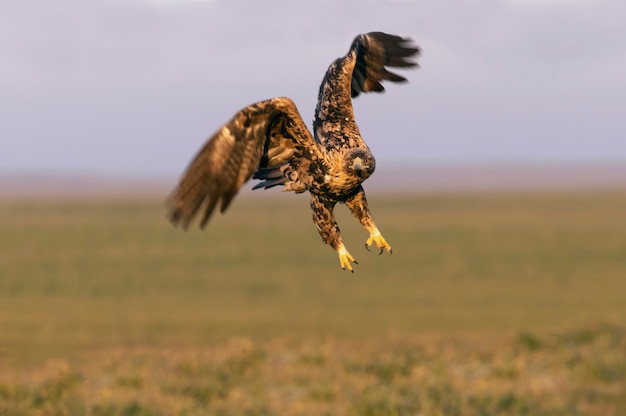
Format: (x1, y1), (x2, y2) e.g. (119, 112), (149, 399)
(167, 97), (322, 229)
(350, 32), (420, 98)
(314, 32), (420, 141)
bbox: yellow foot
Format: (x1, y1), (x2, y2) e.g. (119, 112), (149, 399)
(365, 229), (392, 255)
(337, 244), (358, 273)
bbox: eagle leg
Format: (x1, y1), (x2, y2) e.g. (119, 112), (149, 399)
(311, 194), (358, 271)
(345, 186), (392, 256)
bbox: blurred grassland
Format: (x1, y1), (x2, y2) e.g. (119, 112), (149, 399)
(0, 190), (625, 415)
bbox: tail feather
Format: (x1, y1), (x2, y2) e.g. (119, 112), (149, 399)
(252, 177), (286, 190)
(252, 165), (286, 190)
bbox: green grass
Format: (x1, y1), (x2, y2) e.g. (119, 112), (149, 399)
(0, 190), (625, 414)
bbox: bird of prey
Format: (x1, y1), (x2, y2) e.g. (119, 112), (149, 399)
(167, 32), (420, 272)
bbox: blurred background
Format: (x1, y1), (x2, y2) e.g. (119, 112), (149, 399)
(1, 0), (625, 183)
(1, 1), (625, 414)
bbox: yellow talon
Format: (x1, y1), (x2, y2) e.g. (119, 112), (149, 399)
(337, 244), (357, 272)
(366, 230), (392, 255)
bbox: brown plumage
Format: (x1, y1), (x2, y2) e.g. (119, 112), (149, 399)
(167, 32), (420, 271)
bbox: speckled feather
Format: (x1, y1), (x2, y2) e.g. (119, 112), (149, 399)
(167, 97), (322, 229)
(167, 32), (419, 266)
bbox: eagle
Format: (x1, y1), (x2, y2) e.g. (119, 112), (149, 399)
(167, 32), (420, 272)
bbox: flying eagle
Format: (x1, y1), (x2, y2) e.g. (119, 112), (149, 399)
(167, 32), (420, 272)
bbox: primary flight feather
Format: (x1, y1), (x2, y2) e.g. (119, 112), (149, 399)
(167, 32), (420, 272)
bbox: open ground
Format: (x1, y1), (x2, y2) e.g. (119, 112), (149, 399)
(0, 190), (625, 415)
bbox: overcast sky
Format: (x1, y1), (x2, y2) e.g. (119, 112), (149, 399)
(1, 0), (625, 178)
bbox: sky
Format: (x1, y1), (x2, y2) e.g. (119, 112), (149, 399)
(1, 0), (625, 178)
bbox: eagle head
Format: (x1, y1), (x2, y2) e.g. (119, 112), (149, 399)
(345, 149), (376, 181)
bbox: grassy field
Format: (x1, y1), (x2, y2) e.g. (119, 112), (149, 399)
(0, 190), (625, 415)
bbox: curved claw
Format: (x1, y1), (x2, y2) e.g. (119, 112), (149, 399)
(366, 232), (392, 256)
(338, 245), (357, 273)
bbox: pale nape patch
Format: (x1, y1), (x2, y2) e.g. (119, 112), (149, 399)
(221, 126), (236, 144)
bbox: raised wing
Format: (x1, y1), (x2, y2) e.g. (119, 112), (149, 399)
(313, 32), (420, 141)
(350, 32), (420, 98)
(167, 97), (321, 229)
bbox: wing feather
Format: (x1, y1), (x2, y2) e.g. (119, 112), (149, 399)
(313, 32), (420, 142)
(167, 97), (320, 229)
(351, 32), (420, 98)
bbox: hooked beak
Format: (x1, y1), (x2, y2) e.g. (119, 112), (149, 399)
(353, 157), (363, 173)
